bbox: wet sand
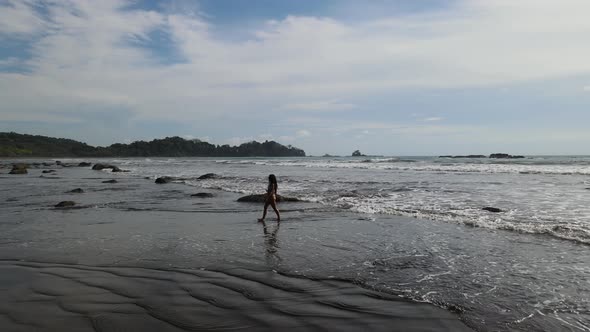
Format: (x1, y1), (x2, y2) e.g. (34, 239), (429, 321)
(0, 260), (470, 331)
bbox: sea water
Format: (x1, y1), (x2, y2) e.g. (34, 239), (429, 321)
(1, 155), (589, 331)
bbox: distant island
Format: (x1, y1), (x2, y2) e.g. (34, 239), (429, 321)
(0, 132), (306, 157)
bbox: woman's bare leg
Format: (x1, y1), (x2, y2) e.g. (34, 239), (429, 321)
(270, 200), (280, 221)
(259, 202), (270, 221)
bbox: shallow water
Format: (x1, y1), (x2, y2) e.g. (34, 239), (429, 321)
(1, 158), (589, 331)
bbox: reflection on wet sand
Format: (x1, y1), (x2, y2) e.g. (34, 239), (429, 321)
(261, 220), (281, 265)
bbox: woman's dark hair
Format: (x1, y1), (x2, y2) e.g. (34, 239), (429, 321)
(269, 174), (277, 187)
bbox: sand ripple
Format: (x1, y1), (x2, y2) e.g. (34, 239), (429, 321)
(0, 260), (471, 331)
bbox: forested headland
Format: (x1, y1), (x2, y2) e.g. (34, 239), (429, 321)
(0, 132), (306, 157)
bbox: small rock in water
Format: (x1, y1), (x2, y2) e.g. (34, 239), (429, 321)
(55, 201), (76, 208)
(68, 188), (84, 193)
(102, 179), (118, 184)
(155, 176), (173, 184)
(191, 192), (214, 198)
(78, 162), (92, 167)
(482, 207), (503, 213)
(92, 163), (121, 171)
(9, 163), (28, 174)
(197, 173), (218, 180)
(42, 170), (56, 174)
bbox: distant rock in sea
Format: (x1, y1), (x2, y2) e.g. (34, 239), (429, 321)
(102, 179), (118, 184)
(78, 162), (92, 167)
(197, 173), (218, 180)
(352, 150), (366, 157)
(55, 201), (76, 208)
(155, 177), (173, 184)
(9, 163), (28, 174)
(489, 153), (525, 159)
(67, 188), (84, 193)
(482, 207), (503, 213)
(42, 170), (56, 174)
(191, 193), (214, 198)
(92, 164), (122, 172)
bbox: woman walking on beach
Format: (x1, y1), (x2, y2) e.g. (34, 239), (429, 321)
(259, 174), (280, 222)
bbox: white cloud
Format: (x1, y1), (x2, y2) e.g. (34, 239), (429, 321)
(280, 100), (357, 112)
(296, 129), (311, 137)
(583, 86), (590, 92)
(423, 117), (443, 122)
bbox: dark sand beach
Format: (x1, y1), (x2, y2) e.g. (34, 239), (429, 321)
(0, 162), (473, 331)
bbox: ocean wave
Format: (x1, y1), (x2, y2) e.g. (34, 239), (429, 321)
(205, 159), (590, 176)
(332, 196), (590, 245)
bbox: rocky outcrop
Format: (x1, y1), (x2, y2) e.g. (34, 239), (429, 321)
(197, 173), (218, 180)
(191, 193), (214, 198)
(352, 150), (365, 157)
(155, 177), (173, 184)
(9, 163), (28, 174)
(55, 201), (76, 208)
(78, 162), (92, 167)
(67, 188), (84, 193)
(42, 170), (56, 174)
(482, 207), (502, 213)
(489, 153), (525, 159)
(237, 194), (300, 203)
(102, 179), (118, 184)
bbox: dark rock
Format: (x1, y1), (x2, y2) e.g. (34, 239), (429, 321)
(489, 153), (525, 159)
(482, 207), (502, 213)
(42, 170), (56, 174)
(68, 188), (84, 193)
(42, 162), (53, 166)
(9, 164), (28, 174)
(55, 201), (76, 208)
(102, 179), (118, 184)
(237, 194), (300, 203)
(197, 173), (218, 180)
(111, 167), (124, 172)
(92, 163), (120, 171)
(191, 192), (214, 198)
(56, 161), (63, 165)
(352, 150), (365, 157)
(78, 162), (92, 167)
(155, 176), (173, 184)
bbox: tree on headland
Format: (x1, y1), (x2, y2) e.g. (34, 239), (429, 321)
(0, 132), (306, 157)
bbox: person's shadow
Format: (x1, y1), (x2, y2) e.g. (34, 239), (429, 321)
(260, 220), (281, 266)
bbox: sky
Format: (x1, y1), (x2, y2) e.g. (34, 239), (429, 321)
(1, 0), (590, 156)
